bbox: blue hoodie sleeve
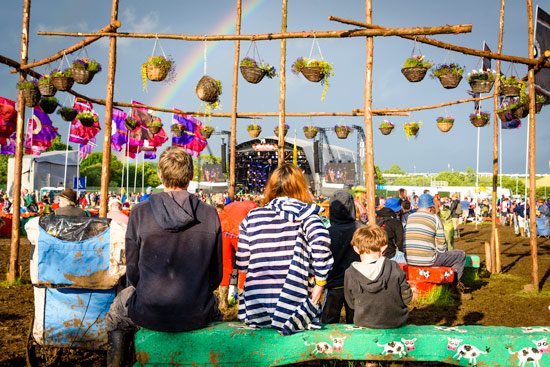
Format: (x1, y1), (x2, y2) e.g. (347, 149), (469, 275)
(303, 215), (333, 283)
(236, 218), (250, 274)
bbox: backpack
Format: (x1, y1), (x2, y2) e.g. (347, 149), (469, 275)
(455, 203), (463, 215)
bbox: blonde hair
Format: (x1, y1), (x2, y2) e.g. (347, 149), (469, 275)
(158, 147), (194, 189)
(263, 163), (312, 204)
(351, 225), (387, 254)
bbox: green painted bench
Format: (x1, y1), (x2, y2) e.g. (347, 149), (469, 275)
(134, 322), (550, 366)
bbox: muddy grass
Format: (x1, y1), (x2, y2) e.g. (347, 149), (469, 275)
(1, 223), (549, 366)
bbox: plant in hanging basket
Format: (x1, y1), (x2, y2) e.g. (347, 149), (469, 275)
(401, 55), (433, 82)
(536, 94), (546, 114)
(467, 68), (497, 93)
(431, 63), (465, 89)
(17, 79), (40, 107)
(57, 107), (79, 122)
(200, 125), (215, 139)
(141, 55), (176, 91)
(292, 57), (334, 100)
(274, 124), (290, 137)
(334, 125), (352, 139)
(38, 75), (57, 97)
(469, 111), (490, 127)
(247, 123), (262, 138)
(171, 124), (184, 137)
(146, 120), (163, 135)
(303, 125), (319, 139)
(51, 68), (74, 91)
(497, 105), (516, 122)
(124, 117), (139, 131)
(436, 115), (455, 133)
(76, 111), (98, 127)
(38, 96), (58, 114)
(403, 121), (422, 141)
(197, 76), (223, 120)
(498, 75), (526, 97)
(378, 120), (395, 135)
(240, 57), (277, 84)
(71, 58), (102, 84)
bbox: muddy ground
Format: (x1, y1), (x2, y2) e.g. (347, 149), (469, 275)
(1, 223), (549, 366)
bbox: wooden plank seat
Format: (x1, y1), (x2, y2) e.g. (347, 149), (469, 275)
(133, 322), (550, 366)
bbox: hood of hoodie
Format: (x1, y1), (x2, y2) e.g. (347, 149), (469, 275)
(329, 190), (356, 224)
(266, 197), (322, 222)
(351, 257), (389, 294)
(148, 191), (198, 231)
(377, 207), (397, 218)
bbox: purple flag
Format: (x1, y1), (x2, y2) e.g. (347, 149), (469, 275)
(79, 138), (96, 159)
(30, 107), (59, 145)
(110, 108), (129, 152)
(0, 133), (15, 155)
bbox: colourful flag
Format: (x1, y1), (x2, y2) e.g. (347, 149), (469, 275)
(0, 133), (16, 155)
(69, 98), (101, 145)
(171, 111), (207, 157)
(0, 96), (17, 140)
(79, 138), (96, 159)
(110, 108), (129, 152)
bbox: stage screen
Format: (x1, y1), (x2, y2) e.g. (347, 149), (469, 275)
(324, 163), (356, 184)
(201, 164), (226, 183)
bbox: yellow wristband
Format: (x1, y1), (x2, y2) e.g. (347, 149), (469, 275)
(315, 279), (327, 286)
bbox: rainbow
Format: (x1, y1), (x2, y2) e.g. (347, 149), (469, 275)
(151, 0), (268, 109)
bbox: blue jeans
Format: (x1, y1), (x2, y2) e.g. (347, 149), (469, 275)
(391, 250), (407, 264)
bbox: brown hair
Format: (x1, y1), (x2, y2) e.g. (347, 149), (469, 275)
(157, 146), (194, 189)
(351, 224), (387, 254)
(263, 163), (312, 204)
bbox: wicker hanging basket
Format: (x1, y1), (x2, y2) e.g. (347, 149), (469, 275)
(71, 68), (96, 85)
(79, 117), (96, 127)
(300, 67), (324, 82)
(51, 76), (74, 91)
(248, 128), (261, 138)
(200, 128), (213, 139)
(335, 129), (350, 139)
(38, 83), (57, 97)
(437, 74), (462, 89)
(21, 87), (40, 107)
(274, 127), (288, 137)
(124, 118), (139, 132)
(408, 127), (420, 136)
(536, 102), (544, 114)
(437, 120), (454, 132)
(379, 126), (394, 135)
(39, 99), (58, 114)
(59, 109), (78, 122)
(148, 125), (162, 135)
(171, 125), (182, 137)
(303, 130), (318, 139)
(500, 84), (520, 97)
(513, 104), (529, 119)
(498, 110), (514, 122)
(240, 66), (266, 84)
(146, 64), (169, 82)
(470, 116), (489, 128)
(469, 79), (494, 94)
(401, 67), (428, 82)
(195, 75), (220, 103)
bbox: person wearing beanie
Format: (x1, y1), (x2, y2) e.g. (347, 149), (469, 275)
(54, 189), (87, 217)
(404, 193), (466, 293)
(376, 197), (406, 263)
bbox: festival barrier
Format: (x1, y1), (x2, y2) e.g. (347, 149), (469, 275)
(134, 323), (550, 366)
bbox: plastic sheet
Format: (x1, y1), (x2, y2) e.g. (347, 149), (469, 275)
(39, 215), (111, 242)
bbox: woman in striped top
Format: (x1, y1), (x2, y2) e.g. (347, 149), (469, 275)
(236, 164), (333, 335)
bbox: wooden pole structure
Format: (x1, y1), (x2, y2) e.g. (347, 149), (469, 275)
(353, 95), (493, 114)
(37, 24), (472, 42)
(490, 0), (506, 274)
(278, 0), (287, 167)
(526, 0), (539, 291)
(328, 16), (550, 69)
(521, 50), (550, 81)
(364, 0), (376, 222)
(99, 0), (119, 218)
(8, 0), (31, 283)
(229, 0), (242, 200)
(11, 21), (121, 73)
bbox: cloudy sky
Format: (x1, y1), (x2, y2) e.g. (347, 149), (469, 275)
(1, 0), (548, 174)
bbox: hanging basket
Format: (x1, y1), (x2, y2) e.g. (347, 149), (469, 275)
(513, 104), (529, 119)
(274, 127), (288, 137)
(303, 130), (318, 139)
(124, 118), (139, 131)
(79, 117), (95, 127)
(240, 65), (266, 84)
(437, 74), (462, 89)
(148, 125), (162, 135)
(39, 99), (58, 114)
(408, 127), (420, 136)
(71, 68), (95, 85)
(59, 109), (78, 122)
(470, 116), (489, 127)
(469, 79), (494, 94)
(38, 83), (57, 97)
(498, 110), (514, 122)
(200, 127), (213, 139)
(146, 64), (169, 82)
(195, 75), (220, 103)
(536, 102), (543, 114)
(401, 67), (428, 83)
(21, 87), (40, 107)
(379, 126), (394, 135)
(335, 129), (350, 139)
(500, 84), (520, 97)
(248, 128), (261, 138)
(171, 125), (183, 137)
(300, 67), (324, 83)
(51, 76), (74, 91)
(436, 120), (454, 133)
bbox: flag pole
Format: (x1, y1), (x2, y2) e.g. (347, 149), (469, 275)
(141, 155), (145, 193)
(133, 152), (138, 195)
(63, 117), (71, 188)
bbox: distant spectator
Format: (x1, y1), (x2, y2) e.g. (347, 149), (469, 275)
(54, 189), (87, 217)
(352, 186), (368, 224)
(460, 197), (470, 223)
(376, 198), (406, 263)
(107, 198), (129, 225)
(139, 187), (153, 202)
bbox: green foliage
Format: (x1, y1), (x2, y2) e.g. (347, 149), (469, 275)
(0, 155), (11, 187)
(412, 284), (456, 306)
(201, 125), (215, 134)
(374, 165), (386, 185)
(384, 164), (405, 175)
(248, 124), (261, 131)
(291, 57), (334, 100)
(17, 80), (37, 89)
(467, 68), (497, 82)
(402, 55), (433, 69)
(46, 136), (72, 152)
(431, 63), (465, 78)
(38, 75), (52, 85)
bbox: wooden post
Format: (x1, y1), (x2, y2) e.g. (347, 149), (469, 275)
(278, 0), (287, 167)
(495, 227), (501, 273)
(8, 0), (31, 283)
(99, 0), (119, 218)
(229, 0), (242, 200)
(490, 0), (505, 274)
(484, 241), (492, 273)
(364, 0), (376, 222)
(527, 0), (539, 291)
